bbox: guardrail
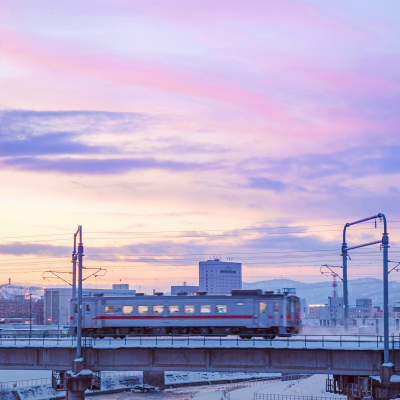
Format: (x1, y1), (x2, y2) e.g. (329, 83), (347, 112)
(0, 333), (398, 348)
(0, 377), (52, 390)
(254, 395), (339, 400)
(221, 374), (311, 400)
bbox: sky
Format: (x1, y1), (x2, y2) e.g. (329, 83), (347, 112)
(0, 0), (400, 292)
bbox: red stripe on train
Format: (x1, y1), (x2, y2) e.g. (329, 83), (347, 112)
(95, 315), (253, 320)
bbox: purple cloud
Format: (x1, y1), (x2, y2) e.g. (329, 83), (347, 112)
(2, 156), (220, 174)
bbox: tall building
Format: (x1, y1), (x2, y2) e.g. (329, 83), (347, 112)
(44, 284), (136, 325)
(199, 259), (242, 294)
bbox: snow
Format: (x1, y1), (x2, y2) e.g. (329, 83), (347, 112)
(66, 368), (93, 378)
(165, 372), (279, 385)
(255, 375), (346, 398)
(17, 385), (63, 400)
(382, 362), (394, 367)
(371, 374), (400, 383)
(390, 375), (400, 383)
(227, 375), (346, 400)
(192, 389), (224, 399)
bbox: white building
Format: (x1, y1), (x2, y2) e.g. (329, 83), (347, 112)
(199, 259), (242, 294)
(44, 284), (135, 325)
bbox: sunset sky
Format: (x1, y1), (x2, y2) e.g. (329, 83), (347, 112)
(1, 0), (400, 292)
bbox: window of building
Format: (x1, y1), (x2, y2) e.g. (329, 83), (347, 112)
(105, 306), (114, 314)
(169, 305), (179, 313)
(260, 302), (266, 313)
(122, 306), (133, 314)
(216, 305), (227, 313)
(153, 305), (164, 313)
(200, 305), (211, 313)
(138, 306), (148, 314)
(184, 305), (195, 313)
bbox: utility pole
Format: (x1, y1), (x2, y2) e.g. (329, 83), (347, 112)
(72, 234), (78, 298)
(76, 225), (83, 359)
(341, 213), (389, 363)
(29, 293), (32, 337)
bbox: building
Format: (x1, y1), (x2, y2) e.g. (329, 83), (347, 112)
(308, 304), (325, 319)
(311, 297), (344, 327)
(171, 283), (199, 295)
(199, 259), (242, 294)
(349, 298), (373, 318)
(44, 284), (136, 325)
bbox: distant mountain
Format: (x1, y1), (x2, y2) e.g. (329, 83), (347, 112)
(243, 278), (400, 306)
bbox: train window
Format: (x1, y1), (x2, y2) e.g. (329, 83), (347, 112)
(105, 306), (114, 314)
(74, 304), (78, 313)
(260, 302), (266, 313)
(236, 302), (244, 306)
(169, 305), (179, 313)
(200, 305), (211, 313)
(153, 305), (164, 313)
(274, 302), (279, 312)
(138, 306), (148, 314)
(122, 306), (133, 314)
(184, 305), (195, 313)
(216, 305), (227, 313)
(86, 304), (91, 312)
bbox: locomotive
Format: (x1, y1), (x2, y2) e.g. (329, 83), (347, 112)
(69, 289), (301, 338)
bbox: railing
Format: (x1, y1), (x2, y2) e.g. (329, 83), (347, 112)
(254, 395), (339, 400)
(0, 333), (398, 349)
(222, 374), (311, 400)
(0, 377), (52, 390)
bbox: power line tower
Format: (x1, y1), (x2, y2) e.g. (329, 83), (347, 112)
(332, 274), (338, 298)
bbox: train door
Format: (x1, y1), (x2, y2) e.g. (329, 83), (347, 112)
(83, 302), (93, 328)
(273, 300), (280, 326)
(258, 301), (267, 327)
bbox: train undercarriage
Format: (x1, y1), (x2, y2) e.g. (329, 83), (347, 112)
(78, 325), (298, 339)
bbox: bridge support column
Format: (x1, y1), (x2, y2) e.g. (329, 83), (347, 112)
(65, 359), (93, 400)
(370, 363), (400, 400)
(143, 371), (165, 388)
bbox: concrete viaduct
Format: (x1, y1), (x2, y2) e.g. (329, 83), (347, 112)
(0, 345), (385, 375)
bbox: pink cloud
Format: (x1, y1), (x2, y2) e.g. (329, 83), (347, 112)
(0, 29), (286, 117)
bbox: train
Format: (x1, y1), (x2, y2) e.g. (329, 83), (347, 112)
(69, 289), (301, 338)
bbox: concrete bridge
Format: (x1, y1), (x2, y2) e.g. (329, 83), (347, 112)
(0, 337), (388, 375)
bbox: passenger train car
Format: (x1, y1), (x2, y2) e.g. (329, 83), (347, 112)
(69, 289), (301, 338)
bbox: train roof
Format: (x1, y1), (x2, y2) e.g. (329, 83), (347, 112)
(72, 289), (298, 301)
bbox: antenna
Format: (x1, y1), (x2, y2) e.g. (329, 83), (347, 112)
(332, 274), (338, 298)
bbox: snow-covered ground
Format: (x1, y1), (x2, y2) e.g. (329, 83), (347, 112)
(254, 375), (346, 398)
(88, 375), (346, 400)
(165, 372), (279, 385)
(227, 375), (346, 400)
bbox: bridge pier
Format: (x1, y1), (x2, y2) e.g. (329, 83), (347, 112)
(328, 364), (400, 400)
(65, 359), (93, 400)
(143, 370), (166, 389)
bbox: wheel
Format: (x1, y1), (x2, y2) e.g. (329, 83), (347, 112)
(239, 335), (252, 340)
(263, 335), (276, 340)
